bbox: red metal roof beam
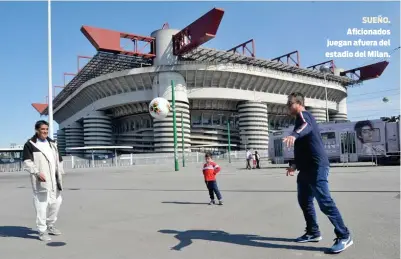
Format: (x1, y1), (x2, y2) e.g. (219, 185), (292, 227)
(64, 72), (76, 87)
(53, 85), (65, 97)
(172, 8), (225, 56)
(81, 25), (156, 58)
(32, 103), (48, 114)
(227, 39), (255, 58)
(306, 60), (336, 73)
(271, 51), (300, 67)
(340, 61), (389, 82)
(77, 55), (92, 72)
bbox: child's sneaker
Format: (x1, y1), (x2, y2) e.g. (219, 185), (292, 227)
(218, 200), (223, 206)
(208, 200), (215, 205)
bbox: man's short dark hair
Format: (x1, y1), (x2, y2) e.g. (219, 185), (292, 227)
(354, 120), (373, 139)
(205, 152), (212, 158)
(35, 120), (49, 130)
(288, 92), (305, 106)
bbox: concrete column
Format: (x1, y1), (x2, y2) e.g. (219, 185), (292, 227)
(65, 122), (84, 156)
(152, 72), (191, 153)
(330, 97), (348, 121)
(56, 129), (66, 156)
(150, 28), (191, 153)
(83, 111), (113, 157)
(150, 28), (180, 66)
(83, 111), (113, 146)
(306, 107), (327, 122)
(238, 101), (269, 150)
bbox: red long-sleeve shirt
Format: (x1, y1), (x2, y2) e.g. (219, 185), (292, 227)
(202, 161), (221, 181)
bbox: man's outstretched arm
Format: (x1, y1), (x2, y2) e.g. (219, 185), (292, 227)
(290, 111), (312, 139)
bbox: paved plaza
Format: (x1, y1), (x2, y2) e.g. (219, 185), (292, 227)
(0, 162), (399, 259)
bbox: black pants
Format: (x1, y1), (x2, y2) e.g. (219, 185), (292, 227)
(256, 159), (260, 169)
(205, 181), (222, 200)
(246, 159), (251, 169)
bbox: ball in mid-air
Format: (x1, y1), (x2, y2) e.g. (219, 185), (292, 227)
(149, 97), (171, 120)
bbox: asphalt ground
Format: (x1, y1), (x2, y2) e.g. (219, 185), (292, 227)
(0, 162), (399, 259)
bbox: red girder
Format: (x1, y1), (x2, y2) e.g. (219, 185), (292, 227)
(306, 60), (336, 73)
(172, 8), (225, 56)
(271, 51), (300, 67)
(32, 103), (48, 114)
(81, 25), (156, 58)
(64, 72), (76, 87)
(340, 61), (389, 81)
(54, 85), (65, 96)
(45, 95), (53, 104)
(77, 55), (92, 72)
(227, 39), (255, 57)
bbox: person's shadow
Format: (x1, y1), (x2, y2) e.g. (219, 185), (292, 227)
(159, 229), (328, 253)
(0, 226), (38, 240)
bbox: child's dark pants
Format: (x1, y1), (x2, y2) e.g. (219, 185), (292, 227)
(205, 180), (222, 200)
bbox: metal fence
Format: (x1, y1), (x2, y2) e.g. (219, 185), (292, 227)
(1, 150), (397, 173)
(0, 151), (266, 172)
(63, 150), (268, 169)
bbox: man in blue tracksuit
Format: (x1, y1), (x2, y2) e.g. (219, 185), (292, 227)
(282, 92), (353, 254)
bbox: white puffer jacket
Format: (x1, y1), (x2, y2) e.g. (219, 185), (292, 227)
(23, 135), (64, 193)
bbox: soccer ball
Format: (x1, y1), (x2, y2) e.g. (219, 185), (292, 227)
(149, 97), (171, 120)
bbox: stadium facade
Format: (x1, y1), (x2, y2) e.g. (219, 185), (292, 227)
(32, 8), (388, 156)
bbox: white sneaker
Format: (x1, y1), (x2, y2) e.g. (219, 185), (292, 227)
(47, 226), (62, 236)
(39, 232), (51, 241)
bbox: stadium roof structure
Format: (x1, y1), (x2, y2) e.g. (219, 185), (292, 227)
(37, 7), (390, 116)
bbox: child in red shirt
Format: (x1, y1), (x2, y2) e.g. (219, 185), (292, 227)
(203, 152), (223, 205)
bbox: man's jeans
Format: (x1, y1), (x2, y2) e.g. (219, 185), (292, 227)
(297, 166), (350, 239)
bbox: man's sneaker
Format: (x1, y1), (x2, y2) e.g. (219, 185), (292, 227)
(327, 236), (353, 254)
(295, 232), (322, 243)
(217, 200), (223, 205)
(38, 232), (51, 241)
(208, 200), (215, 205)
(47, 226), (62, 236)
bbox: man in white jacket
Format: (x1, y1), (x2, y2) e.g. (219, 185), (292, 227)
(23, 120), (64, 241)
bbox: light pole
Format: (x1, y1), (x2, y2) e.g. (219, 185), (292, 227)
(218, 113), (234, 163)
(171, 80), (179, 171)
(218, 114), (238, 163)
(227, 118), (231, 163)
(47, 0), (54, 137)
(319, 65), (331, 122)
(181, 111), (185, 167)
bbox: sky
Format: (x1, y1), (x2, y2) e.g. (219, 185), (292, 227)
(0, 1), (399, 147)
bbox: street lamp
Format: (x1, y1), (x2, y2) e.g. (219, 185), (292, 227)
(319, 65), (331, 122)
(181, 111), (185, 167)
(171, 80), (179, 171)
(47, 0), (54, 138)
(227, 117), (232, 163)
(218, 113), (239, 163)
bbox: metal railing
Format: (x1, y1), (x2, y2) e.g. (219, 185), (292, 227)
(0, 151), (260, 172)
(1, 151), (398, 172)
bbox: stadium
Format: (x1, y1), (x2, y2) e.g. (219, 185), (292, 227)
(31, 8), (389, 156)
